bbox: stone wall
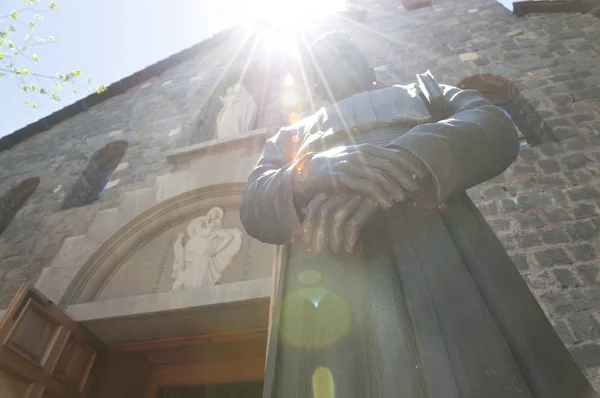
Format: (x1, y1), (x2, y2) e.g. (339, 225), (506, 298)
(0, 29), (284, 308)
(1, 0), (600, 387)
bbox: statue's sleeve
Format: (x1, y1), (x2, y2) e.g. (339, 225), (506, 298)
(240, 127), (305, 245)
(389, 85), (520, 208)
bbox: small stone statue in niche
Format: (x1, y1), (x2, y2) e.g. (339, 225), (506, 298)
(215, 83), (257, 139)
(171, 207), (242, 290)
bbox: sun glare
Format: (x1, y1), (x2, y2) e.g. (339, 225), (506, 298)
(254, 0), (346, 31)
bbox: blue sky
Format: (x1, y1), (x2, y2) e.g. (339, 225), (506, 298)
(0, 0), (282, 137)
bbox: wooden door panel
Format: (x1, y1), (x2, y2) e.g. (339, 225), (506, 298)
(0, 284), (106, 398)
(5, 300), (61, 367)
(53, 336), (96, 391)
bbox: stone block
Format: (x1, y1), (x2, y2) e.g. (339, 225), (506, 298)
(459, 52), (479, 61)
(571, 344), (600, 368)
(34, 267), (80, 304)
(534, 248), (572, 267)
(538, 159), (561, 174)
(568, 312), (600, 342)
(574, 204), (597, 219)
(50, 235), (100, 271)
(569, 243), (597, 261)
(87, 208), (123, 243)
(542, 291), (577, 316)
(553, 320), (575, 345)
(568, 187), (600, 202)
(577, 264), (599, 285)
(133, 187), (157, 217)
(562, 153), (593, 170)
(540, 227), (570, 244)
(573, 288), (600, 311)
(553, 268), (580, 288)
(567, 221), (598, 241)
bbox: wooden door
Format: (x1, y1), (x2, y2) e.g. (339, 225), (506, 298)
(0, 284), (106, 398)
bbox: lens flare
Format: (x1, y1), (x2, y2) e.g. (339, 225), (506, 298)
(280, 286), (351, 348)
(312, 366), (335, 398)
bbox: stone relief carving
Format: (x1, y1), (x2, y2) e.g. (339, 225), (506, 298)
(171, 207), (243, 290)
(215, 83), (257, 138)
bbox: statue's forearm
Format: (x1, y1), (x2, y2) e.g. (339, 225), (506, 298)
(389, 88), (519, 207)
(241, 128), (305, 245)
(391, 109), (518, 207)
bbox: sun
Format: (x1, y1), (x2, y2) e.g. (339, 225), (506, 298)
(253, 0), (346, 32)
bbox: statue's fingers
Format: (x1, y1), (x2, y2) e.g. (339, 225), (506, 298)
(344, 198), (379, 253)
(314, 195), (348, 253)
(390, 149), (429, 179)
(330, 195), (362, 252)
(337, 162), (405, 202)
(338, 174), (393, 209)
(359, 156), (418, 193)
(360, 144), (428, 179)
(302, 193), (328, 245)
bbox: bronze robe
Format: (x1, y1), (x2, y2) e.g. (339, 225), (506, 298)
(240, 84), (594, 398)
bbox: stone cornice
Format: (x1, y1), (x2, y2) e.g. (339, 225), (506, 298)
(165, 128), (272, 164)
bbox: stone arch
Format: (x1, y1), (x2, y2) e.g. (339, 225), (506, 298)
(60, 140), (128, 210)
(60, 182), (250, 305)
(457, 74), (539, 146)
(0, 177), (40, 236)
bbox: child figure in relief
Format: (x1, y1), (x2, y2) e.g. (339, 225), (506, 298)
(171, 207), (243, 291)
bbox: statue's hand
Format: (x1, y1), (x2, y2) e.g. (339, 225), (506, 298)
(302, 193), (381, 253)
(294, 144), (428, 210)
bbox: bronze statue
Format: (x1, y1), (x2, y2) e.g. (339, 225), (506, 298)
(241, 33), (595, 398)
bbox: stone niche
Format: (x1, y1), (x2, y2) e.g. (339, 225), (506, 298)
(96, 208), (272, 301)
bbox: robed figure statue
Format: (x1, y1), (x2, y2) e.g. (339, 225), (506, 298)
(240, 33), (595, 398)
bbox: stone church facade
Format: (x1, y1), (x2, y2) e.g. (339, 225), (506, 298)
(1, 0), (600, 394)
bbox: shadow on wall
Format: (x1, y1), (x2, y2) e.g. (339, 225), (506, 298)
(60, 140), (129, 211)
(0, 177), (40, 237)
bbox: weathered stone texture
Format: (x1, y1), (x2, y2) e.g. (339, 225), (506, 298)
(1, 0), (600, 386)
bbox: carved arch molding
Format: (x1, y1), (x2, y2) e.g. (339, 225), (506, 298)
(60, 183), (249, 306)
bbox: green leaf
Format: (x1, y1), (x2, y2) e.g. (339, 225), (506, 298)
(52, 82), (62, 90)
(10, 11), (18, 20)
(30, 84), (38, 91)
(22, 86), (29, 92)
(39, 88), (46, 94)
(8, 26), (16, 33)
(48, 35), (55, 41)
(49, 1), (57, 9)
(87, 77), (93, 84)
(32, 54), (39, 62)
(0, 52), (4, 60)
(96, 85), (107, 94)
(70, 69), (82, 77)
(72, 88), (78, 94)
(34, 13), (44, 21)
(29, 22), (37, 31)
